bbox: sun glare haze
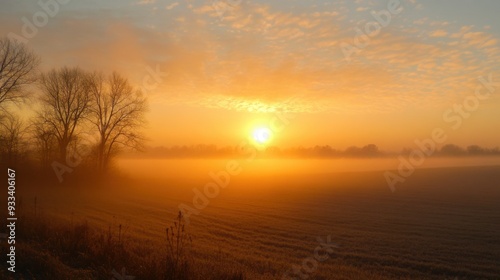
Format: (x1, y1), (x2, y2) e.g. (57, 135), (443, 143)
(252, 127), (272, 144)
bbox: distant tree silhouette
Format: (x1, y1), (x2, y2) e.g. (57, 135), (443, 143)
(88, 72), (147, 172)
(344, 144), (380, 157)
(312, 145), (337, 157)
(0, 37), (39, 109)
(0, 112), (27, 165)
(30, 116), (58, 169)
(37, 67), (92, 161)
(361, 144), (379, 156)
(467, 145), (486, 155)
(127, 143), (500, 159)
(439, 144), (466, 156)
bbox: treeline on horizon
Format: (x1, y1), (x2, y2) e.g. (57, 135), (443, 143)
(0, 38), (147, 175)
(123, 143), (500, 159)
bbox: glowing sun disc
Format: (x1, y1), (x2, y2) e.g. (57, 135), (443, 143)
(253, 127), (272, 144)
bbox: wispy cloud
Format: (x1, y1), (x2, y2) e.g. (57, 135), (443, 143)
(166, 2), (179, 10)
(1, 0), (499, 113)
(137, 0), (156, 5)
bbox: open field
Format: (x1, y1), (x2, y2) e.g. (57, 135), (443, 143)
(2, 0), (500, 279)
(4, 161), (500, 279)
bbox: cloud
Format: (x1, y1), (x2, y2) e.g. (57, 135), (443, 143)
(137, 0), (156, 5)
(429, 29), (447, 37)
(1, 0), (498, 114)
(166, 2), (179, 10)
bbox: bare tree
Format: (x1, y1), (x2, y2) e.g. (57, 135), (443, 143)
(0, 112), (27, 165)
(88, 72), (147, 172)
(38, 67), (92, 161)
(0, 37), (39, 109)
(30, 116), (58, 169)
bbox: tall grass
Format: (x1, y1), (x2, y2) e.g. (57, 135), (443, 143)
(165, 212), (191, 280)
(1, 200), (246, 280)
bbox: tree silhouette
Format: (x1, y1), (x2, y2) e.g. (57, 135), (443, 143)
(88, 72), (147, 172)
(0, 37), (39, 109)
(37, 67), (92, 161)
(30, 115), (58, 169)
(0, 112), (27, 165)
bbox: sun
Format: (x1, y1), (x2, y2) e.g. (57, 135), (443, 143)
(252, 127), (272, 144)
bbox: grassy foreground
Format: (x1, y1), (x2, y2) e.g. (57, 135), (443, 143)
(0, 208), (246, 280)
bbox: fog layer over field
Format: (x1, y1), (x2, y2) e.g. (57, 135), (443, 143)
(117, 157), (500, 180)
(17, 158), (500, 279)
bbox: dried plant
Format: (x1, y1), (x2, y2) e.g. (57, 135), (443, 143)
(165, 211), (192, 280)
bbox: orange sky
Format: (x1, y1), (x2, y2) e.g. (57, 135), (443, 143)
(2, 0), (500, 150)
